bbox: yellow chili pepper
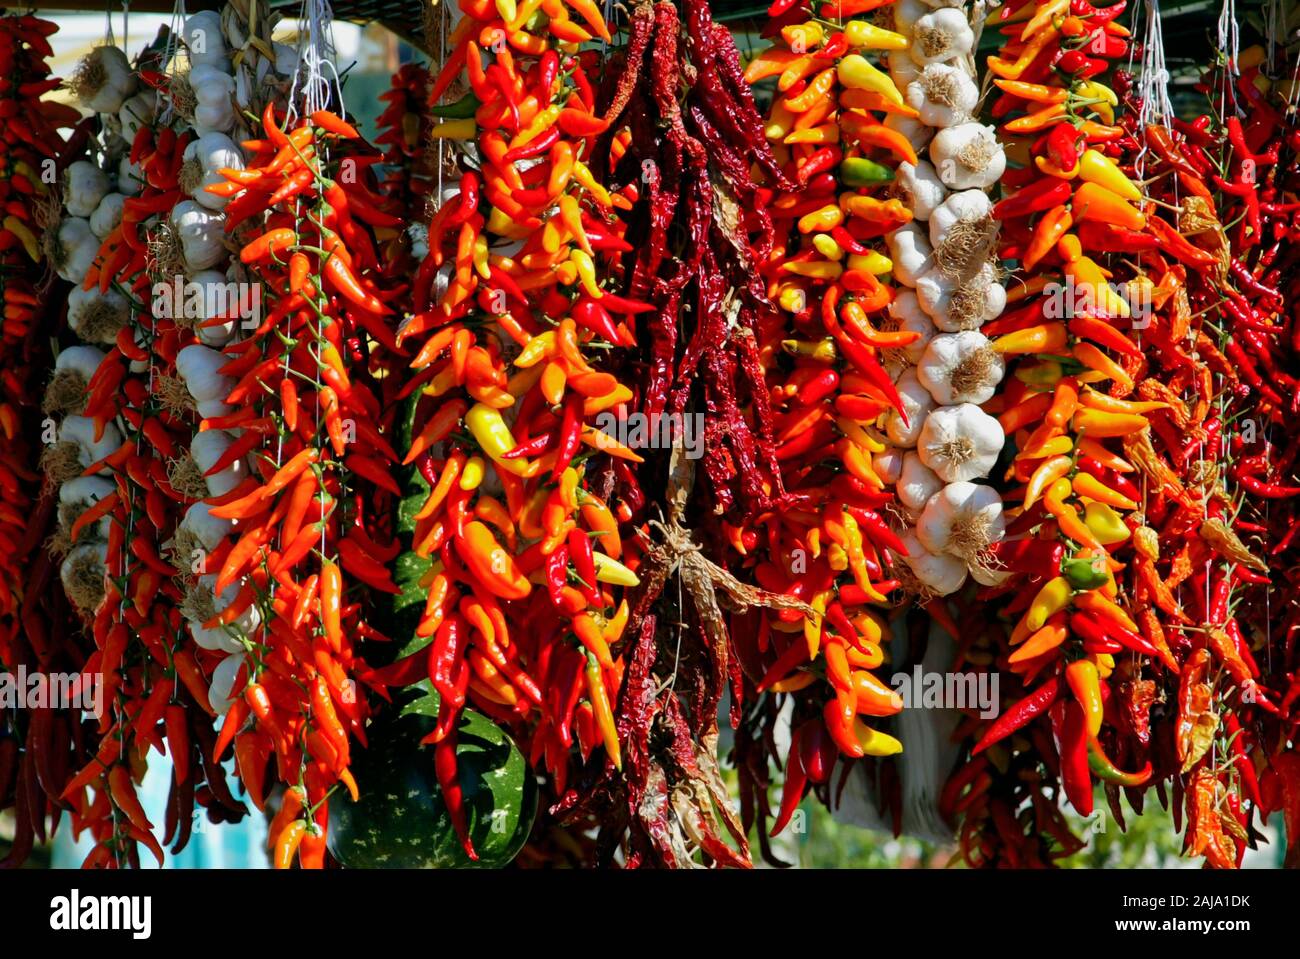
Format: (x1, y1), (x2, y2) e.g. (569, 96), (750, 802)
(586, 653), (621, 769)
(785, 67), (837, 112)
(1072, 408), (1148, 438)
(845, 19), (909, 50)
(571, 159), (612, 208)
(783, 259), (843, 279)
(778, 285), (809, 312)
(781, 21), (824, 50)
(836, 417), (886, 453)
(1066, 659), (1104, 737)
(591, 551), (640, 587)
(847, 251), (892, 274)
(1072, 471), (1137, 510)
(804, 592), (828, 658)
(1090, 653), (1115, 679)
(1076, 148), (1141, 202)
(841, 510), (887, 601)
(1060, 237), (1131, 318)
(784, 123), (839, 144)
(459, 455), (487, 491)
(782, 337), (837, 360)
(992, 322), (1068, 355)
(514, 330), (555, 367)
(812, 233), (845, 260)
(1034, 154), (1079, 178)
(430, 118), (476, 139)
(3, 216), (39, 261)
(465, 403), (536, 476)
(1024, 454), (1073, 510)
(1076, 80), (1118, 124)
(842, 194), (912, 225)
(798, 203), (845, 234)
(1027, 576), (1073, 632)
(766, 100), (797, 141)
(569, 248), (603, 298)
(840, 439), (883, 488)
(1045, 477), (1105, 550)
(837, 54), (903, 104)
(1083, 501), (1130, 545)
(494, 0), (519, 24)
(854, 720), (903, 756)
(1028, 434), (1074, 458)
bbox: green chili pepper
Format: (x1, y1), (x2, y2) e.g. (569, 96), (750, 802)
(1062, 554), (1109, 590)
(1087, 736), (1153, 786)
(431, 93), (482, 119)
(840, 157), (894, 188)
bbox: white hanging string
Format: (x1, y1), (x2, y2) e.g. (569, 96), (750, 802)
(1217, 0), (1240, 77)
(158, 0), (189, 125)
(288, 0), (344, 120)
(1291, 53), (1300, 112)
(436, 0), (449, 204)
(1134, 0), (1174, 177)
(1264, 0), (1282, 75)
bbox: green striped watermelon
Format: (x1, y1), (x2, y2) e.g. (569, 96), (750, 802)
(328, 682), (537, 868)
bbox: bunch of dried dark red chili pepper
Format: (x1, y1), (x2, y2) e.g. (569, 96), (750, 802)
(0, 12), (111, 870)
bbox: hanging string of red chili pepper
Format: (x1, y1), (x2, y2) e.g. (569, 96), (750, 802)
(374, 62), (437, 287)
(203, 97), (417, 867)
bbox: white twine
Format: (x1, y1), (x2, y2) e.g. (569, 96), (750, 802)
(1134, 0), (1174, 177)
(158, 0), (189, 125)
(288, 0), (344, 119)
(1217, 0), (1241, 77)
(1264, 0), (1282, 75)
(1291, 51), (1300, 111)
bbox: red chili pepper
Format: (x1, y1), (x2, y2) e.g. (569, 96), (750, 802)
(435, 733), (478, 861)
(550, 392), (585, 481)
(973, 677), (1061, 754)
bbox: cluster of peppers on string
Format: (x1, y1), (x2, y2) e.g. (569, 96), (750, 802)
(935, 0), (1300, 867)
(738, 0), (930, 850)
(1147, 41), (1300, 867)
(371, 0), (649, 861)
(0, 11), (94, 869)
(558, 0), (831, 866)
(373, 62), (438, 286)
(42, 35), (263, 867)
(199, 102), (425, 869)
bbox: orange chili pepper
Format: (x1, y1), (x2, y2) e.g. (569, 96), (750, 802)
(320, 559), (344, 652)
